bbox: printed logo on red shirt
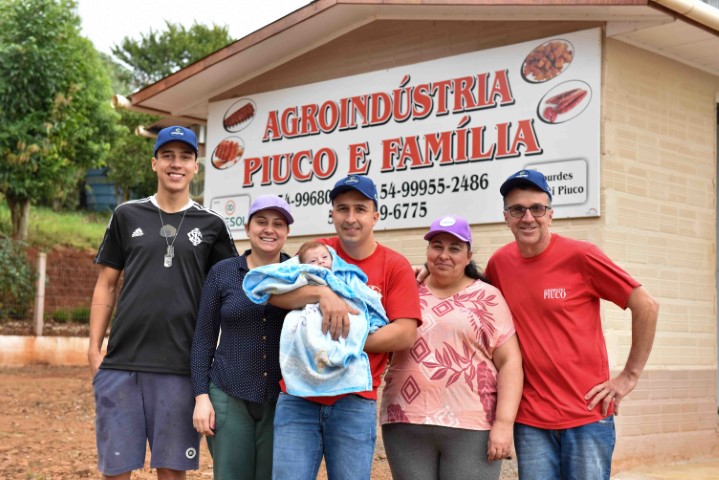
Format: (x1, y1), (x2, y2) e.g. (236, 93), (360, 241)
(544, 288), (566, 299)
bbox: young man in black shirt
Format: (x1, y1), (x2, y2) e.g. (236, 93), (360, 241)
(88, 126), (237, 480)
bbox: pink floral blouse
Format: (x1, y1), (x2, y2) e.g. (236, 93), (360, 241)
(379, 279), (515, 430)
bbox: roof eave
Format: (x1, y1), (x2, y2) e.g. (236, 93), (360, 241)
(125, 0), (719, 121)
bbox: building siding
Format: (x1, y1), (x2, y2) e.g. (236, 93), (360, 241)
(231, 26), (719, 467)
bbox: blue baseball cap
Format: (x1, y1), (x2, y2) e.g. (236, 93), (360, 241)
(329, 175), (378, 207)
(499, 169), (552, 200)
(154, 126), (198, 158)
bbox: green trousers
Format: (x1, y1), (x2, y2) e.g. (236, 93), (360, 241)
(206, 382), (277, 480)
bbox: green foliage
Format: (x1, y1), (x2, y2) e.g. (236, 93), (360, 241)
(0, 0), (121, 238)
(0, 200), (110, 251)
(70, 306), (90, 324)
(104, 21), (231, 201)
(111, 20), (233, 92)
(105, 109), (160, 202)
(50, 309), (70, 323)
(0, 237), (36, 321)
(48, 306), (89, 324)
(99, 52), (134, 97)
(26, 207), (110, 251)
(96, 53), (159, 202)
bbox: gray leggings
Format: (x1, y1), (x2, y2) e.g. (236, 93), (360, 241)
(382, 423), (502, 480)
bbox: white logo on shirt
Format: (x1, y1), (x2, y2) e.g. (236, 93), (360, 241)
(187, 228), (202, 246)
(544, 288), (566, 299)
(131, 228), (144, 237)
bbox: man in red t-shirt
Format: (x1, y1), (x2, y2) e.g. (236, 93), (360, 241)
(484, 169), (659, 480)
(269, 175), (421, 480)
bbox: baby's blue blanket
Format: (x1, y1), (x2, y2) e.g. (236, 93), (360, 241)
(243, 247), (388, 396)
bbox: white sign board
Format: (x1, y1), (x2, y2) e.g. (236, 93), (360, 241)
(206, 28), (601, 237)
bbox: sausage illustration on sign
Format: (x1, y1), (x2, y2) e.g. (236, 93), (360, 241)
(212, 138), (245, 169)
(537, 80), (592, 124)
(542, 88), (588, 123)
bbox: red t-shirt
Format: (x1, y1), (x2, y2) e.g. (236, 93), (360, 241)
(280, 237), (422, 404)
(485, 234), (639, 429)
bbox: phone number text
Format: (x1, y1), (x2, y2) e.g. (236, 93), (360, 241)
(380, 174), (488, 200)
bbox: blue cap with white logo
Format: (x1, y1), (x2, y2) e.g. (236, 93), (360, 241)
(499, 169), (552, 200)
(329, 175), (378, 207)
(154, 126), (198, 158)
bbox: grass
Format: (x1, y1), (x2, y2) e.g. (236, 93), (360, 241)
(0, 201), (111, 251)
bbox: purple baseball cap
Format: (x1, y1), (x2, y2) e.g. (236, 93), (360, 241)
(424, 215), (472, 248)
(248, 195), (294, 225)
(154, 126), (198, 157)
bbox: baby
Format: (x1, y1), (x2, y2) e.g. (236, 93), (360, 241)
(297, 241), (333, 269)
(243, 242), (388, 396)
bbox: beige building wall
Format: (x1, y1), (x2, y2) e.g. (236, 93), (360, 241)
(229, 20), (719, 469)
(600, 39), (719, 467)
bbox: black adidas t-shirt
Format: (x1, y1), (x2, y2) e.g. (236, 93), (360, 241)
(95, 196), (238, 375)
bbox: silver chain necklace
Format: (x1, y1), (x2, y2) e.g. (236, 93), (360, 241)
(158, 205), (188, 268)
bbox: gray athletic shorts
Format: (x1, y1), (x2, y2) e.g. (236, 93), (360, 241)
(93, 369), (200, 476)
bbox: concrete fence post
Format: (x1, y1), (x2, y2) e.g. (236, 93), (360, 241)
(33, 252), (47, 336)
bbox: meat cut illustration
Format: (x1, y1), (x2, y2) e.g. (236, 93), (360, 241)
(522, 40), (574, 83)
(223, 102), (255, 130)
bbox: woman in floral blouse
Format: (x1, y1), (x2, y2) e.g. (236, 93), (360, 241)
(379, 215), (523, 480)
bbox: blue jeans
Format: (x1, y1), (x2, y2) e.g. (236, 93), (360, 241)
(514, 417), (616, 480)
(272, 393), (377, 480)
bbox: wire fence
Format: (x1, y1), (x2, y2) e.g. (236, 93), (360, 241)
(39, 248), (97, 323)
(1, 246), (98, 332)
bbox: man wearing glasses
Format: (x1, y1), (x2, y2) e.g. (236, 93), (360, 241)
(484, 169), (659, 480)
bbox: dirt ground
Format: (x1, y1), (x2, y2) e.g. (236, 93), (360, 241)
(0, 365), (518, 479)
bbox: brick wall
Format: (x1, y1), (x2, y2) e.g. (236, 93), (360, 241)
(27, 247), (99, 318)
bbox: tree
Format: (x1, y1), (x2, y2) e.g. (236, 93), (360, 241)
(99, 54), (159, 203)
(100, 52), (134, 98)
(0, 0), (120, 239)
(112, 21), (233, 92)
(103, 21), (233, 202)
(105, 109), (159, 203)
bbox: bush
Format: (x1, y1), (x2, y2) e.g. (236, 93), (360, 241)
(51, 309), (71, 323)
(0, 238), (37, 321)
(48, 307), (90, 324)
(70, 306), (90, 324)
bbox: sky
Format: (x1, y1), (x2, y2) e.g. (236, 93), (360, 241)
(77, 0), (311, 54)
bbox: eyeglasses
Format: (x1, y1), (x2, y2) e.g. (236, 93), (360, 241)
(505, 204), (552, 218)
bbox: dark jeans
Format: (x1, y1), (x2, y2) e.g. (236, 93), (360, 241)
(207, 382), (276, 480)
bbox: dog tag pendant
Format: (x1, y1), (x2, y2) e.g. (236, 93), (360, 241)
(166, 245), (175, 258)
(164, 254), (173, 268)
